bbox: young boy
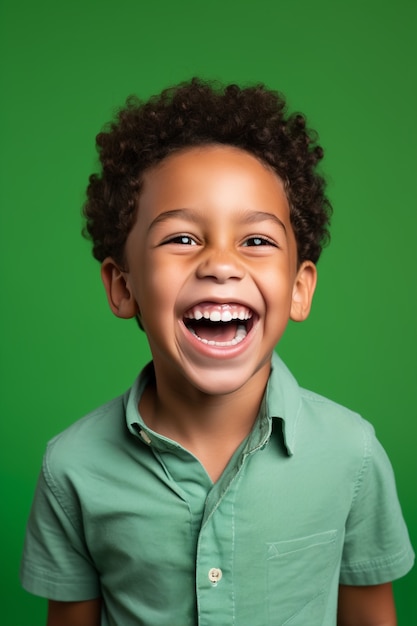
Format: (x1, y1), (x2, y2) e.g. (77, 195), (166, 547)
(21, 79), (413, 626)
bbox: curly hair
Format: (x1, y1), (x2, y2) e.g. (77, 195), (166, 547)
(83, 78), (332, 266)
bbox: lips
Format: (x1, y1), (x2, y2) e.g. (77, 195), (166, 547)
(183, 303), (254, 347)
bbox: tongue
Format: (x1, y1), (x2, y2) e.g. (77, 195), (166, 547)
(190, 320), (239, 342)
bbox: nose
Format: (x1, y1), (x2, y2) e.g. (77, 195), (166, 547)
(196, 248), (245, 283)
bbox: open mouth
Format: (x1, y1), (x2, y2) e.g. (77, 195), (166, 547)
(183, 303), (254, 347)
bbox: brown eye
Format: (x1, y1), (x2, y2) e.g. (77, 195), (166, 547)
(165, 235), (197, 246)
(243, 236), (275, 247)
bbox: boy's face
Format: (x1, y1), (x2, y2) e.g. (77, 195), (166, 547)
(102, 145), (316, 397)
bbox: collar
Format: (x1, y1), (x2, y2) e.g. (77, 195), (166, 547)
(264, 351), (302, 455)
(126, 351), (301, 456)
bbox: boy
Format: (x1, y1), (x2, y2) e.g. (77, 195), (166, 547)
(21, 79), (414, 625)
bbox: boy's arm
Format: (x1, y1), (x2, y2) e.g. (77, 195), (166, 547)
(47, 598), (101, 626)
(337, 583), (397, 626)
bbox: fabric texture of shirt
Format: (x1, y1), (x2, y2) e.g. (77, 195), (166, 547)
(20, 353), (414, 625)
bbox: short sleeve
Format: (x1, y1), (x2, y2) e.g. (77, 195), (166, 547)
(340, 421), (414, 585)
(20, 456), (100, 601)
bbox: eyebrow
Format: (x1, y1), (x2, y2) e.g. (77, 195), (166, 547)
(240, 209), (287, 233)
(148, 208), (287, 234)
(148, 209), (200, 233)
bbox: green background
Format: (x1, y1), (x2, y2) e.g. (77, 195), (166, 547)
(1, 0), (415, 624)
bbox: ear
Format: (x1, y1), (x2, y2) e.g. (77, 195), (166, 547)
(290, 261), (317, 322)
(101, 257), (139, 319)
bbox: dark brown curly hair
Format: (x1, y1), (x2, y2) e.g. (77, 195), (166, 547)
(83, 78), (332, 266)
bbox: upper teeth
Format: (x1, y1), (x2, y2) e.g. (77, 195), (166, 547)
(184, 305), (252, 323)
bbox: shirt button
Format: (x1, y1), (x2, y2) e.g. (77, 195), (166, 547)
(208, 567), (222, 584)
(139, 429), (152, 445)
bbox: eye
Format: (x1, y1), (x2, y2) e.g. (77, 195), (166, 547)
(164, 235), (198, 246)
(242, 236), (276, 247)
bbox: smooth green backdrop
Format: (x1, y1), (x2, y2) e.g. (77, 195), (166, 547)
(1, 1), (415, 624)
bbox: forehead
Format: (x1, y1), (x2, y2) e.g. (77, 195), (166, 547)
(138, 145), (289, 214)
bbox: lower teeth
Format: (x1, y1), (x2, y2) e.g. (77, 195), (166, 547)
(189, 323), (247, 347)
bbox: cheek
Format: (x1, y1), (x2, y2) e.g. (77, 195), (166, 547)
(136, 268), (181, 322)
(259, 266), (293, 298)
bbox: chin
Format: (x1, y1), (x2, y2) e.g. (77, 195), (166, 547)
(183, 362), (267, 397)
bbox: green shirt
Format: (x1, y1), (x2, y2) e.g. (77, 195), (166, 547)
(20, 353), (414, 625)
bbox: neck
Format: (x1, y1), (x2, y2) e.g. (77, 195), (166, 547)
(139, 362), (270, 475)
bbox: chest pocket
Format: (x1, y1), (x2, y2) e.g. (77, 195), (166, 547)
(266, 529), (337, 625)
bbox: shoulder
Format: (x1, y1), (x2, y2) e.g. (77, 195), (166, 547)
(298, 385), (379, 467)
(269, 354), (375, 459)
(41, 363), (157, 495)
(44, 361), (156, 467)
(49, 391), (127, 448)
(300, 385), (373, 434)
(43, 390), (131, 486)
